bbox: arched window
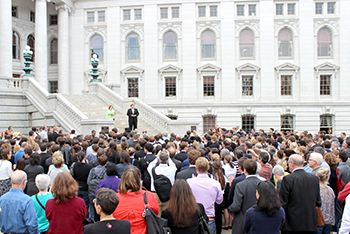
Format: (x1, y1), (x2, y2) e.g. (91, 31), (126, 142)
(317, 28), (332, 57)
(239, 29), (254, 58)
(278, 28), (293, 57)
(27, 34), (35, 61)
(12, 31), (20, 59)
(163, 31), (177, 60)
(90, 35), (104, 61)
(201, 30), (215, 58)
(126, 33), (140, 61)
(50, 39), (58, 64)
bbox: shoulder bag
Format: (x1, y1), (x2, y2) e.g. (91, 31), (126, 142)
(197, 205), (210, 234)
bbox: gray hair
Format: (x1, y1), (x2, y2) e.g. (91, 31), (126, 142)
(272, 165), (285, 176)
(220, 148), (230, 158)
(332, 141), (339, 148)
(35, 174), (51, 191)
(11, 170), (27, 185)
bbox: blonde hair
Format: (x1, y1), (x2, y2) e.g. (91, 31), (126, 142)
(212, 153), (220, 161)
(196, 157), (209, 173)
(52, 151), (64, 168)
(316, 167), (329, 184)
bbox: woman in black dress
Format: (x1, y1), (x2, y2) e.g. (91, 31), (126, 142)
(25, 153), (44, 196)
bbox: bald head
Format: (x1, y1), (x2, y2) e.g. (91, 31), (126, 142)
(11, 170), (27, 189)
(289, 154), (304, 167)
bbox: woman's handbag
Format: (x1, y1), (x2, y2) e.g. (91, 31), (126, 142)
(143, 192), (171, 234)
(197, 205), (211, 234)
(316, 206), (325, 226)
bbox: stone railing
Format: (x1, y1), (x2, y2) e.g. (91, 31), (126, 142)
(95, 83), (124, 113)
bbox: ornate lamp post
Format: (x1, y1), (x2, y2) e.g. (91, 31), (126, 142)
(90, 53), (101, 82)
(22, 46), (34, 77)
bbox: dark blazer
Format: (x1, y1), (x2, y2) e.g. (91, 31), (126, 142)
(279, 169), (321, 232)
(40, 151), (52, 173)
(171, 158), (182, 173)
(139, 153), (156, 175)
(135, 148), (146, 160)
(127, 108), (139, 119)
(175, 151), (188, 162)
(209, 141), (220, 149)
(51, 132), (58, 142)
(228, 176), (261, 234)
(176, 166), (197, 180)
(227, 173), (246, 205)
(128, 140), (139, 149)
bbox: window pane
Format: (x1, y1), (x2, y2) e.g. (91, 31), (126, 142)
(199, 6), (206, 17)
(201, 31), (215, 58)
(30, 11), (35, 22)
(317, 28), (332, 57)
(249, 5), (256, 16)
(210, 6), (217, 17)
(328, 3), (335, 14)
(12, 31), (20, 59)
(172, 7), (179, 18)
(50, 39), (58, 64)
(320, 115), (333, 134)
(98, 11), (105, 22)
(242, 76), (253, 96)
(242, 116), (254, 133)
(135, 9), (142, 20)
(127, 34), (140, 61)
(163, 32), (178, 60)
(49, 81), (58, 93)
(161, 8), (168, 19)
(240, 29), (254, 58)
(281, 115), (294, 132)
(203, 76), (215, 96)
(203, 116), (216, 133)
(87, 12), (94, 22)
(281, 75), (292, 96)
(316, 3), (323, 14)
(12, 6), (17, 17)
(123, 10), (130, 20)
(288, 4), (295, 15)
(278, 29), (293, 57)
(128, 78), (139, 97)
(27, 35), (35, 61)
(90, 35), (104, 61)
(320, 75), (331, 95)
(50, 15), (58, 25)
(237, 5), (244, 16)
(276, 4), (283, 15)
(165, 77), (176, 97)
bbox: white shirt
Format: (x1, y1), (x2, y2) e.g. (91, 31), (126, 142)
(0, 160), (12, 180)
(39, 130), (48, 142)
(222, 163), (237, 180)
(147, 158), (177, 192)
(340, 194), (350, 234)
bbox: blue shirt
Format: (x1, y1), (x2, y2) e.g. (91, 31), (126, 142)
(14, 150), (24, 163)
(0, 188), (40, 234)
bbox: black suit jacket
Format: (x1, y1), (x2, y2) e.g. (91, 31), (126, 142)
(279, 169), (321, 232)
(172, 158), (182, 173)
(139, 153), (156, 176)
(127, 108), (139, 119)
(135, 148), (146, 160)
(175, 151), (188, 162)
(51, 132), (58, 142)
(176, 166), (197, 180)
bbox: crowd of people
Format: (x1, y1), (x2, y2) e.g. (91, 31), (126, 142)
(0, 125), (350, 234)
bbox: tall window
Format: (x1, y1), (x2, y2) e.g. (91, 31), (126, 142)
(203, 116), (216, 133)
(320, 75), (331, 95)
(239, 29), (254, 58)
(249, 5), (256, 16)
(278, 29), (293, 57)
(27, 34), (35, 61)
(281, 115), (294, 132)
(237, 5), (244, 16)
(315, 3), (323, 14)
(126, 34), (140, 61)
(165, 77), (176, 97)
(317, 28), (332, 57)
(242, 76), (253, 96)
(163, 32), (177, 60)
(12, 31), (20, 59)
(50, 39), (58, 64)
(49, 81), (58, 93)
(30, 11), (35, 22)
(320, 115), (333, 134)
(198, 6), (206, 17)
(50, 15), (58, 25)
(123, 10), (131, 21)
(203, 76), (214, 96)
(161, 8), (168, 19)
(98, 11), (105, 22)
(276, 4), (283, 15)
(172, 7), (179, 18)
(12, 6), (17, 17)
(135, 9), (142, 20)
(201, 30), (215, 58)
(128, 78), (139, 97)
(288, 4), (295, 15)
(327, 2), (335, 14)
(281, 75), (292, 96)
(90, 35), (104, 61)
(87, 12), (94, 22)
(242, 115), (254, 133)
(210, 6), (217, 17)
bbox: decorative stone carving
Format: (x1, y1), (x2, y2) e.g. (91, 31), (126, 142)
(13, 19), (35, 38)
(275, 62), (300, 79)
(120, 23), (144, 41)
(235, 19), (260, 37)
(197, 63), (221, 79)
(274, 19), (299, 36)
(158, 22), (182, 39)
(196, 20), (220, 37)
(158, 64), (182, 80)
(314, 62), (339, 79)
(84, 25), (107, 41)
(314, 18), (339, 35)
(236, 63), (260, 79)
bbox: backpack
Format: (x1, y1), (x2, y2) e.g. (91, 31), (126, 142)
(88, 167), (106, 203)
(142, 156), (154, 191)
(152, 166), (172, 202)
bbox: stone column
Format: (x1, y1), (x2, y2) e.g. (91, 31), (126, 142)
(0, 0), (12, 77)
(56, 4), (70, 94)
(35, 0), (48, 90)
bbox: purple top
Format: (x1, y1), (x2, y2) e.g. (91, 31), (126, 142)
(187, 174), (223, 217)
(94, 176), (121, 196)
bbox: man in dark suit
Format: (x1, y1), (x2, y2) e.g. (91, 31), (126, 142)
(279, 154), (321, 234)
(227, 157), (248, 205)
(135, 138), (147, 160)
(139, 143), (156, 176)
(175, 141), (188, 162)
(168, 147), (182, 173)
(176, 150), (200, 180)
(126, 104), (139, 130)
(228, 159), (260, 234)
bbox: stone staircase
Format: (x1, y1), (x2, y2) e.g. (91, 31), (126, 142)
(63, 94), (160, 135)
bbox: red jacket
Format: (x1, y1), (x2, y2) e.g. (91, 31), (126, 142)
(338, 181), (350, 201)
(113, 190), (159, 234)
